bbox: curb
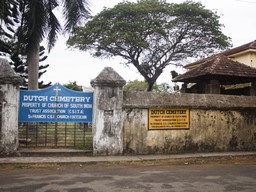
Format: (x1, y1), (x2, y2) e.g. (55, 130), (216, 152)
(0, 152), (256, 166)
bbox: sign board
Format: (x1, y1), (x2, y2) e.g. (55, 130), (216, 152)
(19, 83), (93, 123)
(148, 108), (189, 130)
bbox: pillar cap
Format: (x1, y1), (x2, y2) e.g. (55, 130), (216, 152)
(0, 58), (22, 85)
(91, 67), (126, 87)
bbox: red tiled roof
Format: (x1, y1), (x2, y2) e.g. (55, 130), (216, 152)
(173, 55), (256, 84)
(222, 40), (256, 56)
(185, 40), (256, 68)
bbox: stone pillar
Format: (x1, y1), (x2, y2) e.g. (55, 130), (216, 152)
(91, 67), (126, 155)
(0, 59), (22, 156)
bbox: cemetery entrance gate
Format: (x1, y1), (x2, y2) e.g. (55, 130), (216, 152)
(18, 83), (93, 150)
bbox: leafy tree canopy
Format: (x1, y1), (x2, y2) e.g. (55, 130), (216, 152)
(0, 0), (90, 90)
(123, 80), (149, 92)
(67, 0), (231, 91)
(64, 81), (82, 91)
(0, 1), (52, 89)
(123, 79), (173, 92)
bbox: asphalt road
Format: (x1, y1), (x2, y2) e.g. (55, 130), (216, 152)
(0, 162), (256, 192)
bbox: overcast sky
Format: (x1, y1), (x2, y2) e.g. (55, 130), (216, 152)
(42, 0), (256, 87)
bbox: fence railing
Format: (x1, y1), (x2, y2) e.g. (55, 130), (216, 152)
(19, 122), (92, 150)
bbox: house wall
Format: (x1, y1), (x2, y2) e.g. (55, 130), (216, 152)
(251, 52), (256, 68)
(230, 51), (256, 68)
(231, 53), (252, 67)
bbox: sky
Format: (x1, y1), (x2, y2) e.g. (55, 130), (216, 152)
(42, 0), (256, 87)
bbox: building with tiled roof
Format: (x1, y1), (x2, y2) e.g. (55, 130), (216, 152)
(172, 40), (256, 95)
(173, 55), (256, 83)
(185, 40), (256, 70)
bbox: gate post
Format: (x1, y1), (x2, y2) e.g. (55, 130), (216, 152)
(91, 67), (126, 155)
(0, 59), (22, 156)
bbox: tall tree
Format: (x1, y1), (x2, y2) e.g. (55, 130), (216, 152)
(0, 0), (19, 55)
(0, 1), (51, 89)
(0, 0), (91, 90)
(9, 46), (52, 89)
(67, 0), (231, 91)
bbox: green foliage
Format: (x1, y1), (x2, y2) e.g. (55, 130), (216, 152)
(68, 0), (231, 91)
(9, 45), (52, 89)
(123, 80), (173, 92)
(0, 0), (91, 89)
(123, 80), (148, 91)
(64, 81), (82, 91)
(9, 0), (91, 52)
(0, 1), (51, 89)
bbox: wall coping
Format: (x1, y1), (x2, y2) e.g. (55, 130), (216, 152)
(91, 67), (126, 87)
(123, 91), (256, 109)
(0, 59), (22, 85)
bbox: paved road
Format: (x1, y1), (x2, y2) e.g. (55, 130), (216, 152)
(0, 162), (256, 192)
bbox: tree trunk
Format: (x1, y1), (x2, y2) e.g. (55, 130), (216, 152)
(27, 44), (40, 90)
(147, 81), (155, 92)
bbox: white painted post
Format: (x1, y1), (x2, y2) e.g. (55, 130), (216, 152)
(0, 59), (21, 156)
(91, 67), (126, 155)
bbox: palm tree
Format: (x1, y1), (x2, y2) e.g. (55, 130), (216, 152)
(0, 0), (91, 90)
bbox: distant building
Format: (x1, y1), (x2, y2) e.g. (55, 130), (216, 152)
(173, 40), (256, 96)
(185, 40), (256, 70)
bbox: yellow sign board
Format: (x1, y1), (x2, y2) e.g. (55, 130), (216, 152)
(148, 108), (190, 130)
